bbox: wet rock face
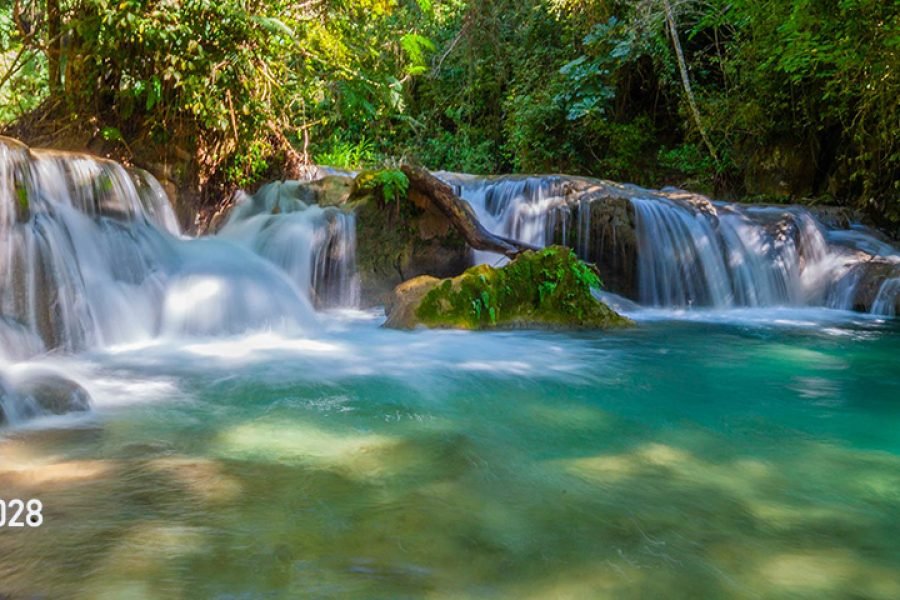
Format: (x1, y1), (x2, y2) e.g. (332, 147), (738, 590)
(308, 175), (354, 208)
(846, 261), (900, 314)
(385, 246), (633, 331)
(551, 195), (639, 300)
(352, 184), (469, 307)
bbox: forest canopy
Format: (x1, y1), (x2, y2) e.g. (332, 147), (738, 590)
(1, 0), (898, 228)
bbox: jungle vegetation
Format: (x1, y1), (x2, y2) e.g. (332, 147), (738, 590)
(1, 0), (897, 228)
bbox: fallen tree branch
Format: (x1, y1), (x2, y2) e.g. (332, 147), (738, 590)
(401, 165), (540, 259)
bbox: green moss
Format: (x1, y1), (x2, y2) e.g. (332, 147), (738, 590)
(16, 184), (28, 214)
(413, 246), (632, 330)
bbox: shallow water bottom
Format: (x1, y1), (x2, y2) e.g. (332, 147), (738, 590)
(1, 310), (899, 599)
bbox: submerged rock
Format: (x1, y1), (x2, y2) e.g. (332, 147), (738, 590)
(385, 246), (633, 330)
(14, 370), (92, 418)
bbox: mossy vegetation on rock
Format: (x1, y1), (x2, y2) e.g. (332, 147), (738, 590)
(385, 246), (633, 330)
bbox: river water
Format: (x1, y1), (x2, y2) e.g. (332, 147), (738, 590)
(2, 308), (899, 598)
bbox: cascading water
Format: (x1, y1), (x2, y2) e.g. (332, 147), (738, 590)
(443, 175), (572, 263)
(631, 197), (732, 307)
(0, 137), (359, 426)
(0, 136), (361, 354)
(630, 198), (850, 308)
(630, 197), (899, 310)
(873, 278), (900, 316)
(447, 172), (899, 314)
(218, 181), (360, 308)
(0, 137), (181, 351)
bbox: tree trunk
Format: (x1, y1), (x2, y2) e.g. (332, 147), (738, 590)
(662, 0), (718, 164)
(47, 0), (61, 93)
(400, 165), (539, 259)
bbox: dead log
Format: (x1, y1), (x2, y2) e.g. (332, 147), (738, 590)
(401, 165), (539, 259)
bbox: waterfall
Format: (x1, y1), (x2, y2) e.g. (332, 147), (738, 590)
(631, 198), (732, 307)
(873, 278), (900, 316)
(630, 197), (900, 310)
(0, 137), (181, 350)
(0, 137), (359, 359)
(217, 181), (360, 308)
(446, 172), (899, 314)
(630, 198), (846, 308)
(446, 175), (571, 263)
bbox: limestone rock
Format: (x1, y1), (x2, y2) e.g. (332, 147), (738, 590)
(351, 172), (469, 306)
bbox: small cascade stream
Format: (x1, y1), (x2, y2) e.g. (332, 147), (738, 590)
(219, 181), (360, 308)
(442, 175), (572, 263)
(0, 137), (357, 425)
(447, 173), (900, 315)
(630, 199), (845, 308)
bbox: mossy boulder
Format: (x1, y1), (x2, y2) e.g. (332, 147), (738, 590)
(385, 246), (633, 330)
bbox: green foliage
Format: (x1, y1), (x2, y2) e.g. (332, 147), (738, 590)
(400, 33), (436, 77)
(1, 0), (897, 228)
(354, 169), (409, 204)
(374, 170), (409, 204)
(314, 137), (377, 169)
(100, 126), (124, 143)
(0, 5), (48, 123)
(556, 17), (632, 121)
(225, 140), (270, 188)
(657, 143), (732, 188)
(0, 0), (433, 188)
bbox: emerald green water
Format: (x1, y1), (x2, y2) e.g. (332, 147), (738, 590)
(1, 310), (899, 599)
